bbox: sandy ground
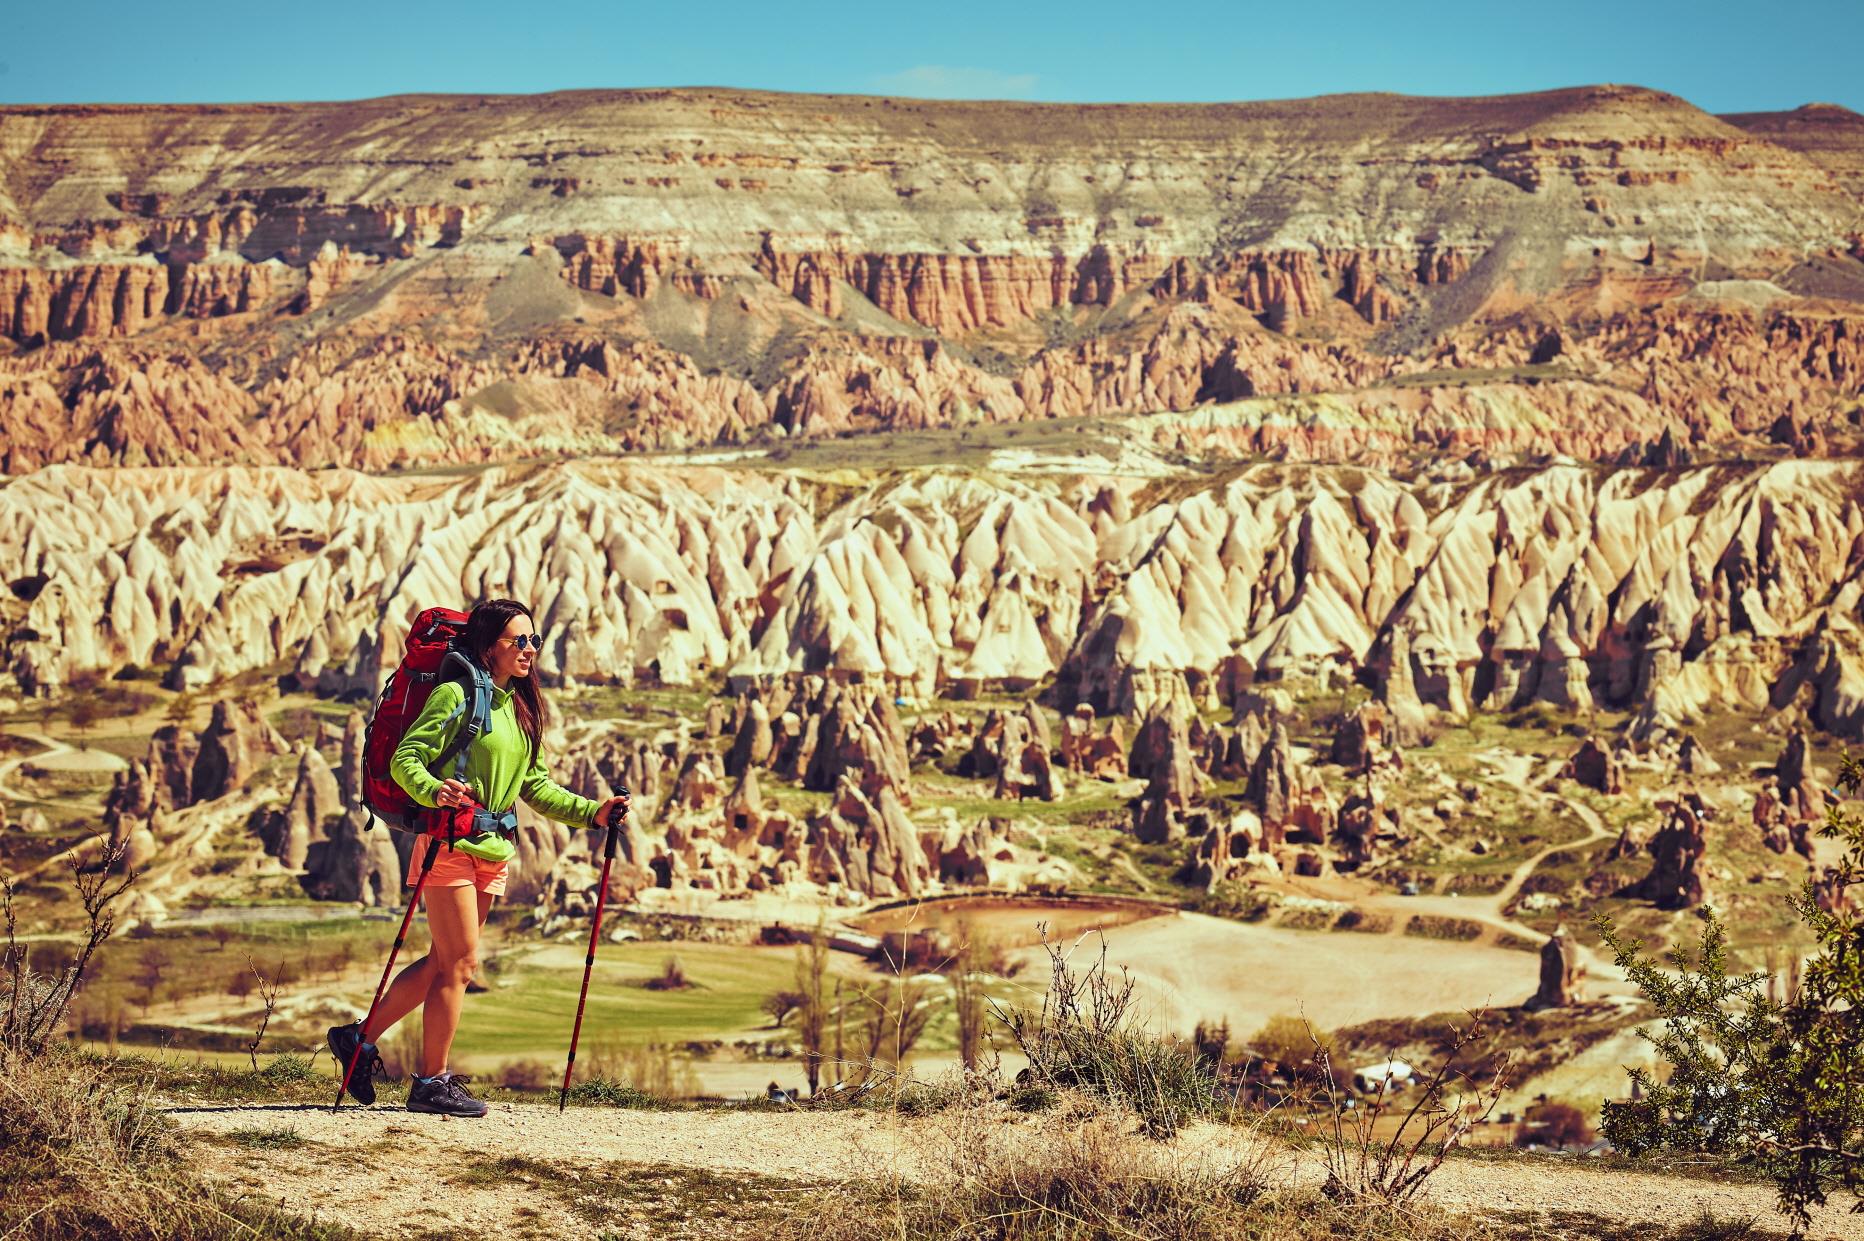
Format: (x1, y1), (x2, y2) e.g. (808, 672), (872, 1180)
(850, 894), (1159, 946)
(172, 1100), (1859, 1239)
(1025, 910), (1549, 1035)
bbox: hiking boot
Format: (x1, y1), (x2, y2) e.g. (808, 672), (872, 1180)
(407, 1071), (488, 1118)
(327, 1022), (381, 1106)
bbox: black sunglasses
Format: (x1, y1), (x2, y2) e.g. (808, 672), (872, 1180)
(502, 633), (545, 652)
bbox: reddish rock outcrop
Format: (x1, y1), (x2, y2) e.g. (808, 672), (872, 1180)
(1628, 792), (1711, 910)
(1058, 705), (1127, 780)
(1561, 737), (1623, 795)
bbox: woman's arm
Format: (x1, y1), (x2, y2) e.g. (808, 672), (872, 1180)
(519, 752), (602, 827)
(390, 680), (467, 809)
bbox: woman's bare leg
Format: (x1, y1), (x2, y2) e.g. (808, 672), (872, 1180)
(419, 887), (494, 1076)
(358, 951), (435, 1044)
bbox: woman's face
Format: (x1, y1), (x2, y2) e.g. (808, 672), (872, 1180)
(486, 614), (537, 684)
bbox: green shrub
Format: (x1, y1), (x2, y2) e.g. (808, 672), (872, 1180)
(565, 1077), (663, 1109)
(1195, 881), (1277, 922)
(1596, 753), (1864, 1231)
(1516, 1100), (1594, 1150)
(1403, 914), (1484, 941)
(1007, 1082), (1059, 1113)
(257, 1053), (317, 1084)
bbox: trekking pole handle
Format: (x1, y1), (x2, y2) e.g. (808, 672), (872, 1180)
(602, 785), (630, 859)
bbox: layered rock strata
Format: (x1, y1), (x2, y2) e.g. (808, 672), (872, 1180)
(0, 87), (1860, 472)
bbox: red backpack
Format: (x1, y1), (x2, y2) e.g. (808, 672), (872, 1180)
(360, 606), (494, 833)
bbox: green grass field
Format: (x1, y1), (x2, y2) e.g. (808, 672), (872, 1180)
(459, 941), (806, 1055)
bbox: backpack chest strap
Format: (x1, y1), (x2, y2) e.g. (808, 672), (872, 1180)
(473, 808), (520, 837)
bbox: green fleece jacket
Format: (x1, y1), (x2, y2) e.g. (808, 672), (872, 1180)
(390, 679), (599, 828)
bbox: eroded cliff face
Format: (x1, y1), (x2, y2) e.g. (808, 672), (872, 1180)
(3, 459), (1858, 743)
(0, 86), (1860, 468)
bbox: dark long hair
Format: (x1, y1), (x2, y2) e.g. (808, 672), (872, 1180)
(462, 598), (546, 764)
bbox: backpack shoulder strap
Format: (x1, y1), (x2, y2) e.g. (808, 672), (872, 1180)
(435, 649), (496, 782)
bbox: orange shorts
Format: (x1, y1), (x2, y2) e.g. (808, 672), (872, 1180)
(405, 834), (509, 898)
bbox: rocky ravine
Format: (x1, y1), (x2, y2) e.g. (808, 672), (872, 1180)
(0, 87), (1860, 471)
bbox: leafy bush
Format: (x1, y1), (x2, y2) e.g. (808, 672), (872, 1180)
(496, 1059), (550, 1090)
(1250, 1014), (1332, 1066)
(1332, 909), (1393, 934)
(575, 1039), (700, 1101)
(1596, 753), (1864, 1230)
(1195, 881), (1277, 922)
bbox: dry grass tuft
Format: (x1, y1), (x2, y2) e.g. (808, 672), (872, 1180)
(0, 1044), (359, 1239)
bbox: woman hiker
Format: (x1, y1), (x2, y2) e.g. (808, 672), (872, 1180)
(328, 598), (630, 1117)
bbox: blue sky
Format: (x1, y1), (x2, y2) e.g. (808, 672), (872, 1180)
(3, 0), (1857, 114)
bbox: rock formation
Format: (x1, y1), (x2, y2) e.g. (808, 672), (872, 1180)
(1190, 809), (1279, 889)
(1561, 737), (1623, 795)
(1246, 724), (1299, 828)
(257, 745), (343, 871)
(1527, 925), (1583, 1010)
(1329, 704), (1397, 774)
(1059, 705), (1127, 779)
(0, 89), (1858, 473)
(5, 460), (1864, 751)
(1773, 731), (1824, 821)
(1675, 734), (1721, 776)
(1627, 793), (1712, 910)
(301, 712), (402, 905)
(1333, 792), (1399, 873)
(190, 700), (288, 802)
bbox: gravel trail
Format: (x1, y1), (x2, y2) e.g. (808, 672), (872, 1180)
(171, 1101), (1857, 1239)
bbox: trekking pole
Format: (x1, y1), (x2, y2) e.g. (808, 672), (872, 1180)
(333, 834), (442, 1112)
(558, 790), (629, 1113)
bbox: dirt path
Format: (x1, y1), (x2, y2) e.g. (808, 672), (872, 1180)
(1347, 760), (1626, 993)
(170, 1101), (1856, 1239)
(0, 728), (125, 804)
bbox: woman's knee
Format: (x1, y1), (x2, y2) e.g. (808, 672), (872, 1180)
(439, 947), (480, 986)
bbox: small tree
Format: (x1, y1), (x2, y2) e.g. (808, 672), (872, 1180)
(245, 958), (284, 1069)
(795, 921), (829, 1096)
(951, 930), (989, 1072)
(65, 696), (101, 749)
(1251, 1013), (1331, 1067)
(1597, 753), (1864, 1231)
(2, 837), (135, 1054)
(132, 945), (170, 1010)
(760, 989), (804, 1028)
(1193, 1018), (1232, 1072)
(643, 956), (690, 991)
